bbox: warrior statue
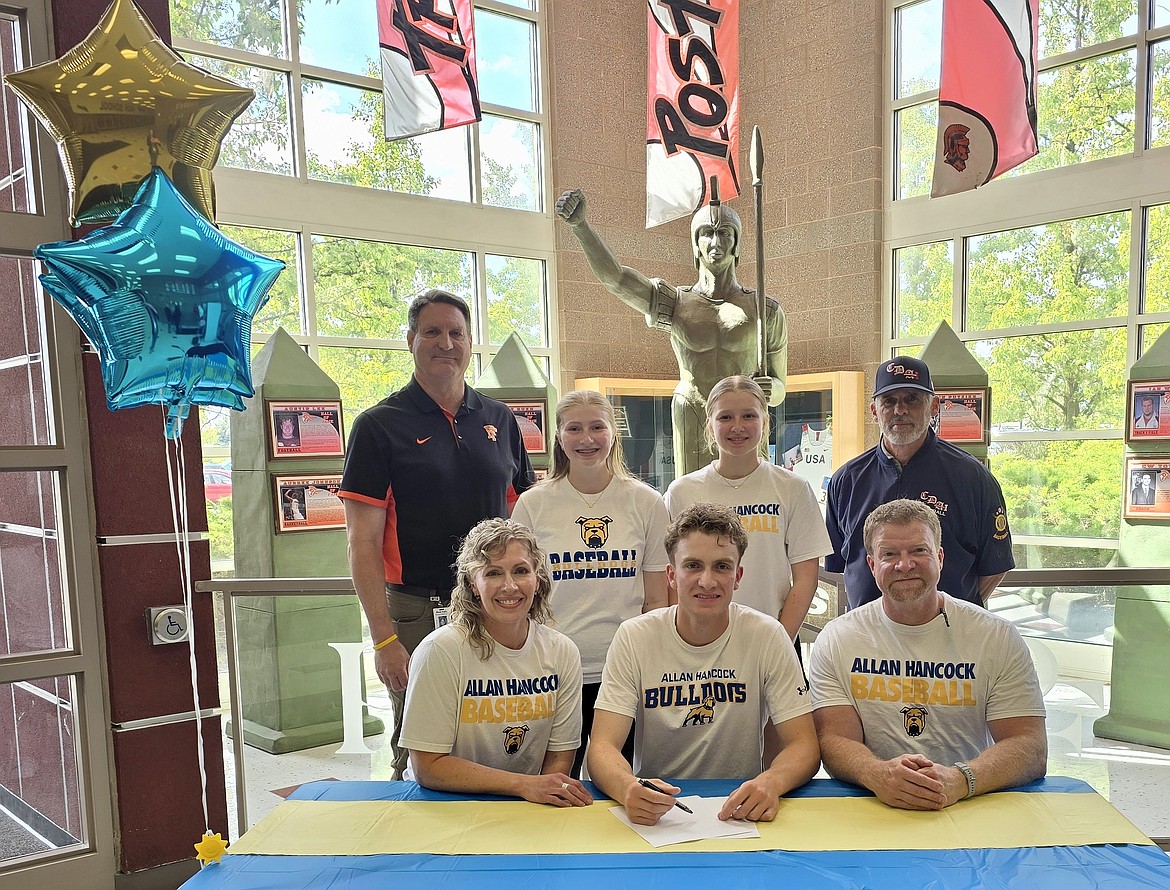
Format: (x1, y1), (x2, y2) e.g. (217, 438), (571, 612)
(556, 187), (787, 475)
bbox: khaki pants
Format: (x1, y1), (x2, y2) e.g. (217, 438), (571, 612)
(385, 585), (445, 780)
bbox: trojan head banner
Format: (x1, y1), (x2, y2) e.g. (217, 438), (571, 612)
(931, 0), (1039, 197)
(378, 0), (482, 141)
(646, 0), (740, 229)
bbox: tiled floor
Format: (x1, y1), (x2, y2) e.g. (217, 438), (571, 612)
(221, 677), (1170, 843)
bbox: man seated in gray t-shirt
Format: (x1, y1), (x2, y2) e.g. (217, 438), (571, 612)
(588, 503), (820, 825)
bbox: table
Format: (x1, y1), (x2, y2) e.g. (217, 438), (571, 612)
(180, 777), (1170, 889)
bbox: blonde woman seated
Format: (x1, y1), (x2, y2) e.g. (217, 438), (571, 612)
(399, 518), (593, 807)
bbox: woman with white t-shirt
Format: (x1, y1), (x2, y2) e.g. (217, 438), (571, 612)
(512, 390), (669, 777)
(399, 518), (593, 807)
(664, 376), (831, 644)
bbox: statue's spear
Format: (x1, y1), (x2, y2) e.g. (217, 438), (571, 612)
(707, 173), (722, 223)
(750, 126), (767, 380)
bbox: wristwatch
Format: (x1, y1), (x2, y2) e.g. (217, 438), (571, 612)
(954, 761), (976, 799)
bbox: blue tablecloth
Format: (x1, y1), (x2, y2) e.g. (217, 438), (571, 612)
(181, 777), (1170, 889)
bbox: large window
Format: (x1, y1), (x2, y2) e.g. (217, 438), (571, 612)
(887, 0), (1170, 581)
(894, 0), (1143, 199)
(169, 1), (556, 567)
(0, 3), (116, 883)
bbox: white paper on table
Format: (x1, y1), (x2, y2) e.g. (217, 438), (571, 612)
(608, 795), (760, 848)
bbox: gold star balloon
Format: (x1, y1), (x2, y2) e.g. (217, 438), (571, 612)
(3, 0), (254, 225)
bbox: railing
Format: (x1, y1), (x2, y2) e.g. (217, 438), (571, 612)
(195, 577), (358, 831)
(197, 566), (1170, 834)
(808, 565), (1169, 632)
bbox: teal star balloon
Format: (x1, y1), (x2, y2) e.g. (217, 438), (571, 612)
(35, 167), (285, 438)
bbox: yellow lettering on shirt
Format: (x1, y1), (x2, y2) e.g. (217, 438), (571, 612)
(459, 694), (556, 724)
(849, 677), (978, 706)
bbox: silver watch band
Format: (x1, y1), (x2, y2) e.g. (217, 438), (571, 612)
(955, 761), (976, 799)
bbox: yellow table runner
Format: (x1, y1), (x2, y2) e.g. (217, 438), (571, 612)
(229, 791), (1152, 856)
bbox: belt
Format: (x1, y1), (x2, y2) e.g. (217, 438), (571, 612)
(386, 582), (451, 603)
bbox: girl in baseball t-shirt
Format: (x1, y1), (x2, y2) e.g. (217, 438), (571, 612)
(512, 391), (669, 778)
(665, 376), (831, 645)
(399, 519), (592, 807)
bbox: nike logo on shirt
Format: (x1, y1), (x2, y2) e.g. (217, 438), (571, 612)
(416, 437), (432, 445)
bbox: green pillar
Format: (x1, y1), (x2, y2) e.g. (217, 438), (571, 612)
(475, 332), (557, 476)
(1094, 328), (1170, 749)
(919, 321), (991, 462)
(229, 327), (382, 753)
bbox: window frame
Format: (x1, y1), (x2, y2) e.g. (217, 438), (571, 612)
(170, 0), (559, 384)
(0, 1), (117, 883)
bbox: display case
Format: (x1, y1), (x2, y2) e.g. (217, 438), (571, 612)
(575, 372), (867, 495)
(774, 371), (867, 513)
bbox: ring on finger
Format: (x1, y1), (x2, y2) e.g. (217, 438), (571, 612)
(561, 782), (570, 791)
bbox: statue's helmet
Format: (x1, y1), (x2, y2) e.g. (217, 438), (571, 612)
(690, 200), (742, 270)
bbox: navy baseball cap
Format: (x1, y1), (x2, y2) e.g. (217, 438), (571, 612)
(873, 356), (934, 398)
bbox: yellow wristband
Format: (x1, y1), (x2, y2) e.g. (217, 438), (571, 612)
(372, 633), (398, 651)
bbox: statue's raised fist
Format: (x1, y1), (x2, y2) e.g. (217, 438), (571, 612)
(555, 189), (586, 225)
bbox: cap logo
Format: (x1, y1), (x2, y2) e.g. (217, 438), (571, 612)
(886, 362), (918, 381)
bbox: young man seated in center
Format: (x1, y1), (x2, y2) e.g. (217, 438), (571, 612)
(586, 502), (820, 825)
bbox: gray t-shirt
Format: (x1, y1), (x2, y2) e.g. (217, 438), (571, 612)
(809, 593), (1045, 763)
(596, 603), (812, 779)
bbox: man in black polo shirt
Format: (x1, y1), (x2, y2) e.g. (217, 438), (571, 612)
(340, 289), (534, 779)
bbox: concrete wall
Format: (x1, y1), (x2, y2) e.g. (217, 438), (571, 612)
(547, 0), (885, 393)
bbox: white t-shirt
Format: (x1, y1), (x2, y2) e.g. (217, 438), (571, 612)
(664, 462), (832, 618)
(400, 622), (583, 777)
(513, 476), (669, 682)
(595, 603), (813, 780)
(808, 593), (1046, 764)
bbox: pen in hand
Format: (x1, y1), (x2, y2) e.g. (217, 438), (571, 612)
(638, 778), (694, 814)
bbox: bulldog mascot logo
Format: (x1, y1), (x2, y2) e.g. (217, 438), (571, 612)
(683, 695), (717, 727)
(901, 706), (928, 738)
(502, 724), (531, 755)
(576, 515), (613, 549)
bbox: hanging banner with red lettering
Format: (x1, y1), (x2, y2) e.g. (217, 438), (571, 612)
(377, 0), (481, 141)
(931, 0), (1039, 197)
(647, 0), (740, 229)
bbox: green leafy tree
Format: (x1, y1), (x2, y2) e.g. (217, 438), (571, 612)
(170, 0), (286, 54)
(170, 0), (306, 174)
(968, 213), (1129, 431)
(995, 440), (1122, 537)
(481, 122), (538, 211)
(481, 126), (547, 351)
(206, 496), (235, 563)
(219, 225), (302, 336)
(486, 255), (545, 347)
(1019, 0), (1135, 176)
(894, 241), (952, 338)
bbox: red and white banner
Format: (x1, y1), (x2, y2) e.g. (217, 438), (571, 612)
(646, 0), (740, 229)
(931, 0), (1039, 197)
(378, 0), (481, 141)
